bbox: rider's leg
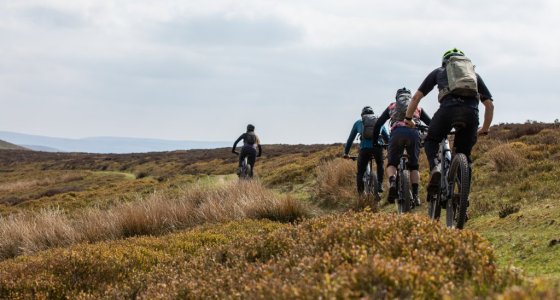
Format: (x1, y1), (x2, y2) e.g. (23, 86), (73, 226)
(238, 147), (248, 175)
(372, 146), (385, 192)
(406, 128), (421, 205)
(452, 107), (479, 164)
(356, 148), (371, 194)
(453, 107), (478, 187)
(424, 107), (453, 193)
(239, 147), (247, 168)
(246, 147), (257, 177)
(387, 130), (404, 203)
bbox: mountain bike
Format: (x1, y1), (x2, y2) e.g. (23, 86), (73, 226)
(427, 123), (471, 229)
(348, 156), (381, 204)
(233, 152), (252, 180)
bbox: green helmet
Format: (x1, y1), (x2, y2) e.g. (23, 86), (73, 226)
(442, 48), (465, 64)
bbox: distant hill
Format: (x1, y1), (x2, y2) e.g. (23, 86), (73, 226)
(0, 139), (28, 150)
(21, 145), (61, 152)
(0, 131), (230, 154)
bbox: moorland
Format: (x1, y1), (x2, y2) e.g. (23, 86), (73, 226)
(0, 122), (559, 299)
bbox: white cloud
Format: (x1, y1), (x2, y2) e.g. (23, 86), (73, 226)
(0, 0), (558, 143)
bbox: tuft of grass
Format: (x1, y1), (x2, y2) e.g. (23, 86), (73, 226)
(0, 181), (312, 260)
(312, 158), (356, 209)
(486, 143), (525, 172)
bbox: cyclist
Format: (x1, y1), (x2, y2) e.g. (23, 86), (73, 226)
(404, 48), (494, 197)
(232, 124), (262, 177)
(343, 106), (389, 194)
(372, 88), (431, 206)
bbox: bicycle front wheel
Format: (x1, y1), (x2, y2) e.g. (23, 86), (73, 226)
(446, 153), (470, 229)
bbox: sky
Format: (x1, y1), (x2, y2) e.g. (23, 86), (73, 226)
(1, 0), (559, 144)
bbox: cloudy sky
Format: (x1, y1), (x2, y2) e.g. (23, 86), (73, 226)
(1, 0), (558, 144)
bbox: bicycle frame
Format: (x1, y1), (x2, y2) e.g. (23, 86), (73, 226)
(438, 138), (453, 205)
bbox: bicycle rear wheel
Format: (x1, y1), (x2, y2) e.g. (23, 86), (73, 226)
(427, 191), (441, 220)
(363, 171), (379, 208)
(240, 159), (251, 180)
(446, 153), (470, 229)
(397, 170), (412, 214)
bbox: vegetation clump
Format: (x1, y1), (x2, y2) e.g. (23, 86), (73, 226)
(0, 181), (311, 260)
(0, 212), (543, 299)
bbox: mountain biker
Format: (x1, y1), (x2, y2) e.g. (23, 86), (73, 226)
(404, 48), (494, 197)
(232, 124), (262, 177)
(372, 87), (431, 206)
(343, 106), (389, 194)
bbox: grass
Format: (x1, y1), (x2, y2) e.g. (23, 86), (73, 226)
(3, 211), (553, 299)
(0, 181), (312, 260)
(469, 199), (560, 279)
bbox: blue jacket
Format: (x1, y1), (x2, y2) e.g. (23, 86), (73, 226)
(344, 119), (389, 154)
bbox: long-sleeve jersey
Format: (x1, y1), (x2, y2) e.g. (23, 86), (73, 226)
(232, 132), (262, 155)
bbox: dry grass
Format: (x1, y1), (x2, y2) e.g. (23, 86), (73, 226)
(0, 181), (312, 260)
(0, 172), (85, 193)
(486, 143), (526, 172)
(313, 158), (356, 208)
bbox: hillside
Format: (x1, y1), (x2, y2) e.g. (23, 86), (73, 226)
(0, 131), (230, 153)
(0, 139), (27, 151)
(0, 123), (559, 298)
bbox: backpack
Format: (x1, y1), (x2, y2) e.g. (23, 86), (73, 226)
(439, 55), (478, 101)
(361, 114), (378, 140)
(390, 94), (411, 123)
(245, 132), (257, 145)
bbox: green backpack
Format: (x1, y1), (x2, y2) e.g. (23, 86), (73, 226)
(438, 55), (478, 101)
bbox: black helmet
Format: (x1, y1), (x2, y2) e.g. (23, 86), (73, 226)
(361, 106), (374, 116)
(395, 87), (411, 100)
(246, 124), (255, 132)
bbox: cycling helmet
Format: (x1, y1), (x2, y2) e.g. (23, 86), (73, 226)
(442, 48), (465, 64)
(246, 124), (255, 132)
(361, 106), (374, 116)
(395, 87), (411, 100)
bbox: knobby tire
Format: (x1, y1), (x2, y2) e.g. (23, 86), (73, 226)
(363, 171), (379, 207)
(428, 190), (441, 220)
(446, 153), (470, 229)
(397, 170), (412, 214)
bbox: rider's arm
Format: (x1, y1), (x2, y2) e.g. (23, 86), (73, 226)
(257, 137), (262, 157)
(479, 99), (494, 135)
(232, 134), (244, 153)
(405, 91), (424, 125)
(476, 73), (494, 135)
(372, 108), (390, 144)
(420, 108), (431, 126)
(344, 121), (359, 155)
(406, 69), (438, 124)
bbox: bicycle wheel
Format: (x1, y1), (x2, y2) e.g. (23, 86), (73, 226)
(240, 159), (251, 180)
(369, 172), (380, 201)
(397, 170), (412, 214)
(446, 153), (470, 229)
(427, 193), (441, 220)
